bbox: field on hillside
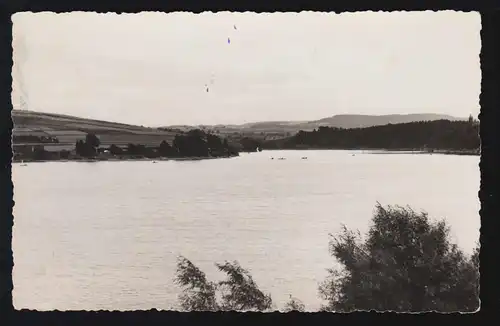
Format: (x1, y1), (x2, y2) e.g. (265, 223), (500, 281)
(12, 110), (179, 146)
(13, 110), (152, 131)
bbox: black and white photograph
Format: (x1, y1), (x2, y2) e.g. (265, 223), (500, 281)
(11, 11), (480, 312)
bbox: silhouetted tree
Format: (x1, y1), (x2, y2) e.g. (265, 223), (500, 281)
(75, 139), (95, 157)
(240, 137), (262, 152)
(173, 135), (187, 156)
(74, 133), (101, 158)
(109, 144), (123, 155)
(319, 203), (480, 312)
(144, 147), (160, 159)
(216, 261), (273, 311)
(126, 143), (136, 155)
(206, 133), (223, 150)
(175, 257), (273, 312)
(158, 140), (177, 157)
(173, 130), (210, 157)
(126, 143), (149, 157)
(85, 133), (100, 149)
(75, 140), (84, 155)
(222, 138), (239, 157)
(175, 256), (218, 311)
(206, 133), (227, 156)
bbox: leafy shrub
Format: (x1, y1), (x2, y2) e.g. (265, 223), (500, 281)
(175, 204), (479, 313)
(319, 203), (479, 312)
(175, 257), (272, 312)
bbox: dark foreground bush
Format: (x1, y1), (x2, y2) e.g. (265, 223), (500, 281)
(175, 257), (273, 311)
(319, 203), (479, 312)
(175, 204), (479, 312)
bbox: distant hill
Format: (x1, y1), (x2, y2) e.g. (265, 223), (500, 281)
(164, 113), (466, 136)
(307, 113), (464, 129)
(12, 110), (467, 146)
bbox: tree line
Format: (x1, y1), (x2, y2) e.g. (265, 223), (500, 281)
(13, 129), (242, 161)
(175, 203), (479, 312)
(74, 130), (240, 159)
(14, 129), (263, 162)
(260, 119), (480, 151)
(14, 119), (480, 161)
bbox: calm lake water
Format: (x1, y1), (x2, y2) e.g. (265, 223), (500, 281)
(12, 150), (480, 311)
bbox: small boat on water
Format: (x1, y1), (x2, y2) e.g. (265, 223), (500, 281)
(278, 157), (286, 160)
(152, 161), (157, 164)
(301, 157), (308, 160)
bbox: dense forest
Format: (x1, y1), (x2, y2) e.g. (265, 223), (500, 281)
(261, 119), (480, 151)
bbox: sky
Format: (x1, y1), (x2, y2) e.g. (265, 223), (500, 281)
(12, 11), (481, 127)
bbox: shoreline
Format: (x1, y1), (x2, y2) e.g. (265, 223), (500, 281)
(261, 148), (480, 156)
(370, 149), (480, 156)
(13, 155), (239, 164)
(12, 148), (479, 163)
